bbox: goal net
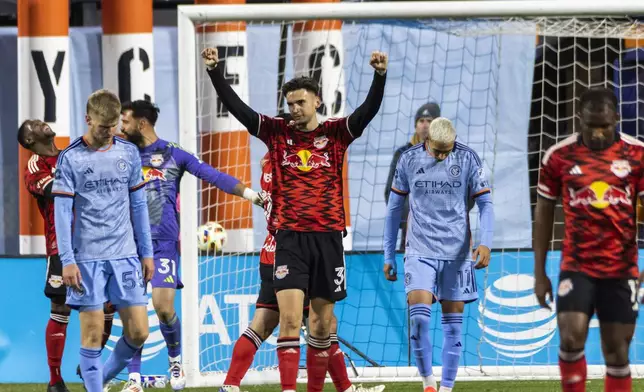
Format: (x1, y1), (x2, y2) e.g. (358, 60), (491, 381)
(178, 1), (644, 387)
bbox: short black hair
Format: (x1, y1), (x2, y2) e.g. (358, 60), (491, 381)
(281, 77), (320, 97)
(579, 88), (618, 112)
(121, 100), (160, 126)
(17, 120), (32, 149)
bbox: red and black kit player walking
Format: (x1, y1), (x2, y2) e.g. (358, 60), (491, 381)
(220, 146), (385, 392)
(534, 88), (644, 392)
(18, 120), (70, 392)
(203, 47), (387, 392)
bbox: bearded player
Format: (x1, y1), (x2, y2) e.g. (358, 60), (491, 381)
(116, 99), (263, 391)
(534, 88), (644, 392)
(220, 145), (385, 392)
(18, 120), (72, 392)
(384, 118), (494, 392)
(203, 47), (386, 391)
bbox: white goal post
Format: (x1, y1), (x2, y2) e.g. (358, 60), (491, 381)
(178, 0), (644, 388)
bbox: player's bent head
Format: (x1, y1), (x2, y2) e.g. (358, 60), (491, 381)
(17, 119), (55, 150)
(578, 88), (619, 150)
(281, 77), (321, 124)
(427, 117), (456, 161)
(86, 89), (121, 124)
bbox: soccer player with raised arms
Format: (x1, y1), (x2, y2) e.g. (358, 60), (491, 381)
(116, 99), (263, 391)
(53, 89), (154, 392)
(383, 118), (494, 392)
(202, 46), (387, 392)
(534, 88), (644, 392)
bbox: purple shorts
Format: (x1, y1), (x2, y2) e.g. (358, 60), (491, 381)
(151, 240), (183, 289)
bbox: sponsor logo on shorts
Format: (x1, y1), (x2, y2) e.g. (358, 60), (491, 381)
(48, 275), (63, 289)
(557, 278), (573, 297)
(404, 272), (412, 287)
(275, 265), (289, 280)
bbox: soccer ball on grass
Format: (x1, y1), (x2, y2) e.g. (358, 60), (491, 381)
(197, 221), (227, 252)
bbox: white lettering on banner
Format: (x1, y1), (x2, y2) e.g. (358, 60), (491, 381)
(102, 34), (155, 103)
(225, 294), (258, 336)
(199, 295), (231, 344)
(117, 47), (152, 103)
(31, 51), (66, 123)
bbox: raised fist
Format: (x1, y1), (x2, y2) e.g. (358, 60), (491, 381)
(370, 51), (388, 75)
(201, 47), (219, 70)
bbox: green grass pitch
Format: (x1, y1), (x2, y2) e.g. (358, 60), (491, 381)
(3, 380), (644, 392)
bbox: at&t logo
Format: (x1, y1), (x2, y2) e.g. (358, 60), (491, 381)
(478, 274), (557, 358)
(105, 284), (166, 361)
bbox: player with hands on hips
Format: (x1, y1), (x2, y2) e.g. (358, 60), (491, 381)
(53, 89), (154, 392)
(203, 46), (386, 392)
(383, 117), (494, 392)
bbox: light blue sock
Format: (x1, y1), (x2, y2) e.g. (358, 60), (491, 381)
(409, 304), (433, 377)
(441, 313), (464, 388)
(79, 347), (103, 392)
(103, 336), (141, 384)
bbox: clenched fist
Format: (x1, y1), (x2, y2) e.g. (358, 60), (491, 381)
(370, 51), (388, 75)
(201, 47), (219, 70)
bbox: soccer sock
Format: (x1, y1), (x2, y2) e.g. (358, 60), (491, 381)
(327, 334), (353, 392)
(440, 313), (463, 389)
(605, 365), (631, 392)
(79, 347), (103, 392)
(46, 311), (70, 385)
(277, 337), (300, 391)
(101, 312), (114, 349)
(307, 335), (332, 392)
(160, 313), (182, 360)
(127, 345), (143, 380)
(409, 304), (435, 390)
(102, 336), (142, 384)
(558, 349), (587, 392)
(224, 328), (263, 386)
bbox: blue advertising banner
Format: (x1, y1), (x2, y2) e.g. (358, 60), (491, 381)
(2, 252), (644, 383)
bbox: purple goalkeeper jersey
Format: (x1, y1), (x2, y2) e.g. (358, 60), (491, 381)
(139, 138), (240, 240)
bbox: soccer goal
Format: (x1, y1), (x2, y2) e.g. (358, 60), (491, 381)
(178, 0), (644, 387)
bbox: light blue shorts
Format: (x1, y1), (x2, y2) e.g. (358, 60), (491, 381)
(66, 257), (148, 312)
(403, 256), (479, 303)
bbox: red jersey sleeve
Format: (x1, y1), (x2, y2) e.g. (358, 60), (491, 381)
(537, 147), (562, 200)
(257, 115), (289, 147)
(328, 117), (356, 147)
(24, 155), (54, 197)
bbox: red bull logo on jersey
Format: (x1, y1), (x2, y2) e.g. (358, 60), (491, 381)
(143, 167), (167, 182)
(281, 150), (330, 172)
(568, 181), (631, 209)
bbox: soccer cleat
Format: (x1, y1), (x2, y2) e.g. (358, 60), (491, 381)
(423, 387), (437, 392)
(120, 380), (144, 392)
(218, 386), (241, 392)
(47, 381), (70, 392)
(169, 361), (187, 390)
(354, 385), (386, 392)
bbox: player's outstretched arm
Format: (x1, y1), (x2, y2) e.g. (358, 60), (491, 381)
(201, 47), (260, 135)
(175, 146), (263, 206)
(346, 51), (388, 138)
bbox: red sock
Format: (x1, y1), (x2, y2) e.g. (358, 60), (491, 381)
(101, 312), (114, 349)
(327, 340), (352, 392)
(224, 329), (262, 386)
(46, 312), (69, 385)
(277, 337), (300, 391)
(307, 336), (332, 392)
(559, 350), (587, 392)
(605, 366), (632, 392)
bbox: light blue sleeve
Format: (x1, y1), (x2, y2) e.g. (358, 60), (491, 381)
(467, 152), (494, 248)
(390, 154), (410, 194)
(128, 148), (153, 258)
(52, 152), (76, 266)
(52, 152), (76, 197)
(384, 156), (409, 271)
(467, 151), (490, 197)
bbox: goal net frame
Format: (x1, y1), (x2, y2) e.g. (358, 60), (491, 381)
(178, 0), (644, 387)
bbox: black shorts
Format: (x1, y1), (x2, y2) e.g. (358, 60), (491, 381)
(45, 254), (66, 299)
(273, 230), (347, 302)
(556, 270), (638, 324)
(256, 263), (310, 315)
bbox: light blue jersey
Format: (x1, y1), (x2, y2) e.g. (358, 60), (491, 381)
(388, 142), (490, 261)
(53, 137), (151, 265)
